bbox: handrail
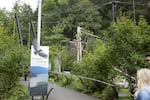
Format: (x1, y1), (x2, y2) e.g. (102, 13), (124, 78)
(50, 71), (115, 87)
(49, 71), (119, 98)
(46, 79), (55, 100)
(113, 67), (136, 80)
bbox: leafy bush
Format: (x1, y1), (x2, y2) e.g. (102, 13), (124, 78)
(100, 86), (118, 100)
(0, 33), (30, 99)
(7, 84), (30, 100)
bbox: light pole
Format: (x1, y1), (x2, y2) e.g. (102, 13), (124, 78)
(37, 0), (42, 50)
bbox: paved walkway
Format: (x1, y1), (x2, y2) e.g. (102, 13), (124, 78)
(20, 77), (100, 100)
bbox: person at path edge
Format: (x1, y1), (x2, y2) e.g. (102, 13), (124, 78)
(146, 53), (150, 66)
(131, 53), (150, 95)
(134, 68), (150, 100)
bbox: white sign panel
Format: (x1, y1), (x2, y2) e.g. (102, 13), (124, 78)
(29, 46), (49, 96)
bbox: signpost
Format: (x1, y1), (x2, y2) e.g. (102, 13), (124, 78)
(29, 0), (50, 98)
(29, 46), (49, 96)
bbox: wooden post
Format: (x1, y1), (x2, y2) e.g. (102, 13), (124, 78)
(76, 26), (82, 62)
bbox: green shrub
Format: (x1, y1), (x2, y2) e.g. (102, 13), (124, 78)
(0, 34), (30, 99)
(7, 84), (30, 100)
(100, 86), (118, 100)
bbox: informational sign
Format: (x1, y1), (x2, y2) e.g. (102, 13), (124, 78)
(29, 46), (49, 96)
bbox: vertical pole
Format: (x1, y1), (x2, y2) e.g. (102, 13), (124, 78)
(132, 0), (136, 22)
(112, 1), (115, 22)
(37, 0), (42, 50)
(58, 52), (61, 72)
(28, 22), (31, 48)
(79, 28), (82, 62)
(77, 26), (82, 62)
(30, 20), (37, 38)
(15, 13), (23, 47)
(32, 96), (34, 100)
(13, 17), (16, 35)
(77, 27), (79, 62)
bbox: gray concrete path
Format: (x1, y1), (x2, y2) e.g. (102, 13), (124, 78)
(20, 77), (100, 100)
(49, 84), (99, 100)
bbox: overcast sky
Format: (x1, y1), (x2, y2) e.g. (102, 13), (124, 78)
(0, 0), (38, 11)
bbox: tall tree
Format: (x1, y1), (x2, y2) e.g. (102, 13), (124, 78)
(42, 0), (102, 39)
(104, 16), (150, 78)
(11, 1), (34, 45)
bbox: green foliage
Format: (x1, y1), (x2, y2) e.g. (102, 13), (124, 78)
(1, 0), (150, 99)
(0, 33), (30, 99)
(6, 1), (34, 45)
(60, 45), (76, 71)
(102, 17), (150, 94)
(100, 86), (118, 100)
(118, 87), (130, 94)
(42, 0), (102, 39)
(0, 9), (10, 33)
(50, 72), (99, 95)
(48, 45), (61, 71)
(104, 17), (150, 76)
(7, 84), (30, 100)
(43, 33), (69, 46)
(72, 39), (114, 92)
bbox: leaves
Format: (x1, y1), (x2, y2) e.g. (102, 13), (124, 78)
(0, 33), (30, 99)
(106, 17), (150, 76)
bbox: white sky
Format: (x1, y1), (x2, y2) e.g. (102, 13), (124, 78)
(0, 0), (39, 11)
